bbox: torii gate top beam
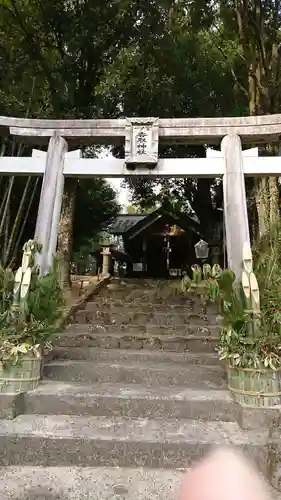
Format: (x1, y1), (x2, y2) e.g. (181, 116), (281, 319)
(1, 113), (281, 145)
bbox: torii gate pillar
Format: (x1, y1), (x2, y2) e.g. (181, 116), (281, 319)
(221, 134), (251, 281)
(34, 134), (68, 274)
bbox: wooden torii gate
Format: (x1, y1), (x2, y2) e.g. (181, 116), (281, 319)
(0, 114), (281, 278)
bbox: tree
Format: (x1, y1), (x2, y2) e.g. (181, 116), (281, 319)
(73, 178), (119, 253)
(102, 9), (237, 237)
(0, 0), (159, 279)
(107, 1), (281, 237)
(185, 0), (281, 236)
(1, 0), (279, 268)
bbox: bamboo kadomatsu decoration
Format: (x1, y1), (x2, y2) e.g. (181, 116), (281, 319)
(241, 241), (260, 336)
(0, 240), (44, 394)
(227, 242), (281, 408)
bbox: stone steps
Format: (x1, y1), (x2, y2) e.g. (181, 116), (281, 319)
(4, 278), (276, 497)
(47, 347), (220, 365)
(44, 360), (225, 388)
(51, 331), (218, 352)
(0, 415), (268, 470)
(73, 310), (218, 327)
(25, 381), (234, 421)
(65, 323), (220, 335)
(88, 298), (214, 312)
(85, 301), (208, 312)
(97, 289), (196, 304)
(1, 466), (278, 500)
(0, 466), (184, 500)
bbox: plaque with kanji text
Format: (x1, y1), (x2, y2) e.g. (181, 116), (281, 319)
(125, 117), (159, 168)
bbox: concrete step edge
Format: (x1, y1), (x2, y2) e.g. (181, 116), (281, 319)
(44, 359), (222, 371)
(59, 328), (220, 336)
(47, 347), (219, 362)
(27, 380), (231, 401)
(0, 466), (277, 500)
(0, 414), (267, 444)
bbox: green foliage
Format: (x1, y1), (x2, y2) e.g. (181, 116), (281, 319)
(27, 259), (64, 325)
(219, 226), (281, 367)
(73, 177), (120, 254)
(0, 266), (14, 314)
(0, 240), (64, 366)
(179, 253), (281, 369)
(253, 222), (281, 317)
(180, 264), (222, 302)
(219, 328), (281, 370)
(0, 339), (43, 367)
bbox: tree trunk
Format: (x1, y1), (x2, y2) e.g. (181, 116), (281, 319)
(234, 1), (280, 239)
(254, 148), (280, 240)
(58, 178), (77, 288)
(193, 178), (213, 239)
(247, 69), (279, 239)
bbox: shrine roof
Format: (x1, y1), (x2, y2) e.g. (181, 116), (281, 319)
(107, 214), (147, 235)
(107, 209), (200, 238)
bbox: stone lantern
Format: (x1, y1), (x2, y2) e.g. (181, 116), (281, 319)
(100, 232), (112, 277)
(194, 239), (209, 260)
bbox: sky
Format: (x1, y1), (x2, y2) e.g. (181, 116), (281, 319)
(107, 177), (130, 211)
(98, 147), (130, 211)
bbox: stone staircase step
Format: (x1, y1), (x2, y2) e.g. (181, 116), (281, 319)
(47, 347), (220, 365)
(85, 301), (203, 312)
(65, 323), (220, 335)
(0, 466), (278, 500)
(25, 381), (234, 421)
(98, 288), (199, 305)
(97, 295), (203, 307)
(73, 310), (218, 327)
(51, 330), (218, 353)
(43, 360), (226, 388)
(0, 415), (268, 470)
(0, 466), (184, 500)
(88, 297), (217, 312)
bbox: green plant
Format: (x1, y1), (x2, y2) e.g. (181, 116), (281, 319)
(180, 264), (222, 302)
(179, 242), (281, 369)
(0, 239), (64, 367)
(218, 239), (281, 370)
(0, 340), (41, 367)
(0, 265), (14, 314)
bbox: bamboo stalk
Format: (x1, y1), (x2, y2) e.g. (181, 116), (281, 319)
(0, 179), (9, 229)
(242, 241), (253, 273)
(3, 176), (32, 267)
(0, 177), (15, 240)
(9, 178), (39, 268)
(249, 271), (261, 334)
(242, 270), (252, 336)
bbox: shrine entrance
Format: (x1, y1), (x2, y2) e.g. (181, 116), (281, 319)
(108, 210), (204, 279)
(1, 114), (281, 281)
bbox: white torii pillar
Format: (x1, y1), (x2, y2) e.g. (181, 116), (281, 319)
(33, 138), (81, 274)
(207, 141), (257, 280)
(221, 134), (251, 281)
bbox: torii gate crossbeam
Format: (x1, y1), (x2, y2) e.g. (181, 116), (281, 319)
(1, 113), (281, 144)
(1, 113), (281, 279)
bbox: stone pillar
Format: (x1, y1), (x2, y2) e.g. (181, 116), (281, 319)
(101, 247), (110, 276)
(34, 134), (68, 274)
(221, 134), (250, 281)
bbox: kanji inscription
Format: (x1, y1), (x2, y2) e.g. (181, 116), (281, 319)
(125, 117), (159, 167)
